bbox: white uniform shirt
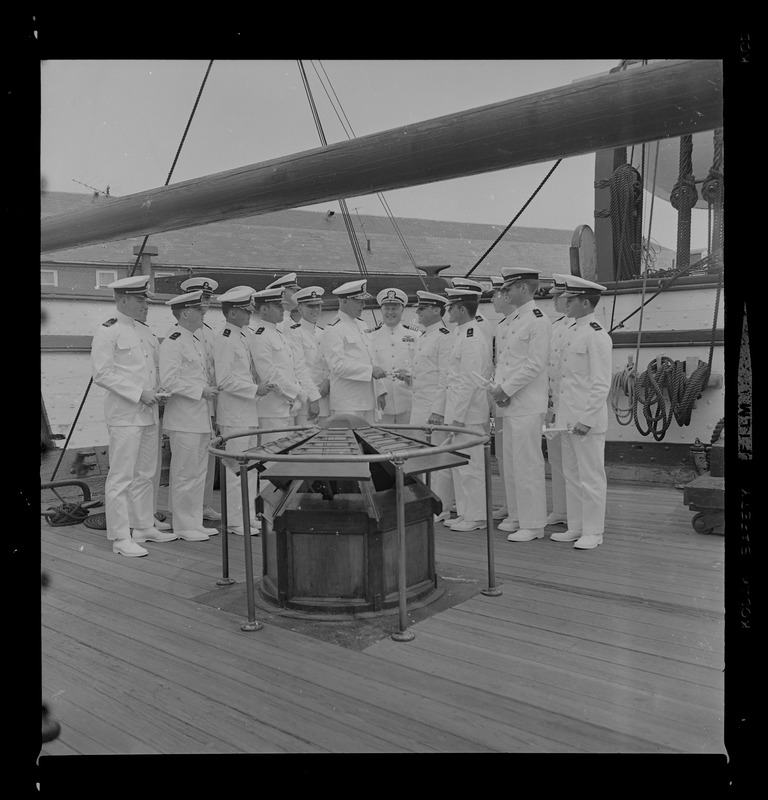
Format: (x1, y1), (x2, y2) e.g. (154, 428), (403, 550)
(319, 313), (380, 413)
(556, 313), (613, 434)
(159, 327), (212, 434)
(547, 314), (575, 413)
(287, 319), (329, 414)
(91, 310), (160, 427)
(444, 321), (491, 425)
(494, 299), (551, 417)
(164, 320), (217, 417)
(368, 322), (419, 415)
(248, 319), (307, 418)
(410, 321), (452, 421)
(213, 323), (260, 428)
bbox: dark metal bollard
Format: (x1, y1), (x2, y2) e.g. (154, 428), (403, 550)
(390, 459), (415, 642)
(481, 440), (502, 597)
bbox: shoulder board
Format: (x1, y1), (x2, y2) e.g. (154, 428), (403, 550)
(290, 323), (301, 329)
(439, 327), (450, 334)
(532, 308), (543, 318)
(590, 321), (603, 330)
(136, 319), (148, 327)
(467, 327), (474, 338)
(329, 319), (339, 326)
(223, 328), (231, 337)
(404, 324), (420, 331)
(366, 323), (383, 333)
(475, 315), (484, 323)
(254, 327), (265, 335)
(102, 318), (117, 327)
(169, 331), (181, 340)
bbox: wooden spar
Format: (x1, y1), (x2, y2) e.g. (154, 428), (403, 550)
(40, 59), (722, 254)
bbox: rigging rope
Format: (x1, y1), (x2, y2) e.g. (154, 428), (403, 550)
(50, 61), (215, 480)
(464, 160), (562, 279)
(308, 60), (428, 291)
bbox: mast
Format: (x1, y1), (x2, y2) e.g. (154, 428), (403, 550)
(41, 59), (722, 254)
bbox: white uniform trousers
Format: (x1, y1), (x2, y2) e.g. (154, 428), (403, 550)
(218, 425), (260, 534)
(152, 430), (214, 518)
(203, 451), (215, 508)
(152, 427), (164, 513)
(546, 432), (567, 517)
(560, 432), (607, 536)
(450, 424), (487, 522)
(167, 430), (209, 533)
(105, 423), (159, 541)
(331, 409), (375, 424)
(380, 410), (410, 425)
(501, 413), (547, 529)
(407, 427), (455, 514)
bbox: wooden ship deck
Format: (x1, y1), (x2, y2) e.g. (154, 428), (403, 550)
(40, 472), (725, 763)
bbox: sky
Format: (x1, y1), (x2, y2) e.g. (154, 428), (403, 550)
(40, 59), (715, 253)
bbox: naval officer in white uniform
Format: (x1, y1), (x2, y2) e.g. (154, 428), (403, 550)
(249, 287), (309, 444)
(544, 274), (575, 526)
(490, 267), (552, 542)
(265, 272), (302, 332)
(159, 291), (220, 542)
(91, 276), (175, 557)
(319, 279), (388, 423)
(550, 275), (613, 550)
(286, 286), (331, 425)
(442, 287), (492, 532)
(213, 287), (272, 535)
(407, 290), (455, 520)
(369, 287), (419, 424)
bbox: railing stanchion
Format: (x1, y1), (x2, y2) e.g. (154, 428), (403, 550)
(481, 439), (502, 597)
(239, 458), (263, 631)
(216, 451), (235, 586)
(391, 458), (415, 642)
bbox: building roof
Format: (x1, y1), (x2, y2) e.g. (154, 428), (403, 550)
(41, 191), (603, 279)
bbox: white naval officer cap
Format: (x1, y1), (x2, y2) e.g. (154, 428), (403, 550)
(444, 287), (481, 305)
(549, 273), (570, 295)
(450, 277), (483, 293)
(560, 275), (607, 297)
(265, 272), (300, 291)
(108, 275), (153, 297)
(179, 276), (219, 294)
(376, 287), (408, 306)
(415, 290), (448, 308)
(252, 287), (285, 305)
(166, 290), (204, 309)
(218, 287), (255, 309)
(292, 286), (325, 304)
(488, 276), (504, 290)
(501, 267), (539, 286)
(332, 279), (371, 300)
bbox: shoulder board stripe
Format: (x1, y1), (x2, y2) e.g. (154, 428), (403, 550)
(223, 328), (231, 337)
(439, 327), (450, 334)
(255, 327), (265, 335)
(467, 328), (474, 338)
(317, 325), (324, 330)
(169, 331), (181, 340)
(475, 315), (484, 322)
(290, 323), (301, 329)
(532, 308), (543, 317)
(329, 319), (339, 326)
(102, 318), (117, 327)
(590, 321), (603, 330)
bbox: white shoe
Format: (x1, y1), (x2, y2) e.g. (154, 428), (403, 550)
(492, 506), (508, 520)
(154, 512), (172, 530)
(132, 527), (178, 543)
(497, 519), (520, 533)
(175, 529), (210, 542)
(573, 534), (603, 550)
(506, 528), (545, 542)
(228, 527), (259, 536)
(202, 505), (222, 521)
(444, 516), (463, 528)
(545, 512), (568, 525)
(113, 539), (148, 557)
(550, 529), (581, 542)
(449, 519), (486, 532)
(200, 526), (220, 536)
(434, 511), (451, 523)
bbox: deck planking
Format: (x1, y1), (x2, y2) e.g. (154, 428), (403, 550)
(40, 477), (725, 757)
